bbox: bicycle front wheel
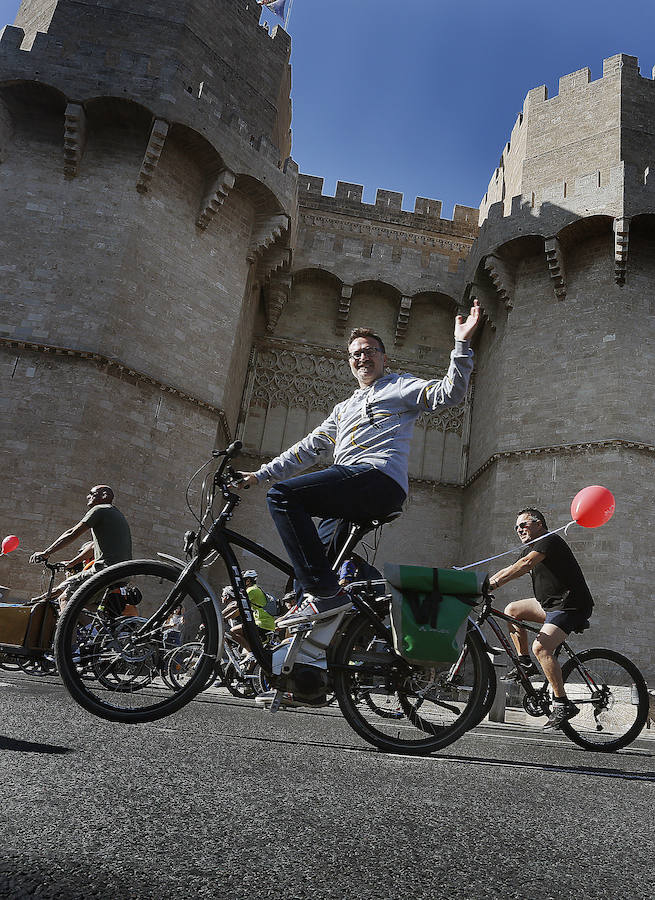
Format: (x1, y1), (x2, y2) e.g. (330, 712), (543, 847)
(54, 560), (221, 723)
(332, 613), (488, 755)
(560, 648), (649, 751)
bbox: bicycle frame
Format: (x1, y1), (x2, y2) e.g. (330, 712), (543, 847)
(470, 599), (607, 709)
(132, 448), (393, 680)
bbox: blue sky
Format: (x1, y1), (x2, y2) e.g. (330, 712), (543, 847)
(2, 0), (655, 217)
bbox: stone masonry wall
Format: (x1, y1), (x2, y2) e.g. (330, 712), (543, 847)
(0, 86), (258, 419)
(2, 345), (219, 596)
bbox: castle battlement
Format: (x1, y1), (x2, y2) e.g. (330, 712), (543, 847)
(479, 54), (655, 227)
(298, 173), (478, 232)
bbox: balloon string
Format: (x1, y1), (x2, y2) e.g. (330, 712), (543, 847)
(454, 521), (577, 571)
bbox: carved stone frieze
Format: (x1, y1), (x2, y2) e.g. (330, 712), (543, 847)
(614, 216), (629, 285)
(136, 119), (170, 194)
(63, 103), (86, 178)
(416, 405), (464, 434)
(299, 212), (472, 253)
(544, 237), (567, 300)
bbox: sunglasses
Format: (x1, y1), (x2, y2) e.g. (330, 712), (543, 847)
(349, 347), (382, 360)
(515, 522), (533, 532)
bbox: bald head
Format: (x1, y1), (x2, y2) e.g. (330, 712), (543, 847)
(87, 485), (114, 507)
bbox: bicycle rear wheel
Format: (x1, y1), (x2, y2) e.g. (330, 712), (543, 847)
(54, 560), (221, 723)
(331, 613), (488, 755)
(560, 648), (649, 751)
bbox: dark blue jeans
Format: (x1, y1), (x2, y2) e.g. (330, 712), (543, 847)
(266, 464), (406, 598)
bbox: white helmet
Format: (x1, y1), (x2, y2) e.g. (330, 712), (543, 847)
(243, 570), (257, 580)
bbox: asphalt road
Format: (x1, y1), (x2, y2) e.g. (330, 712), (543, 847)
(1, 671), (654, 900)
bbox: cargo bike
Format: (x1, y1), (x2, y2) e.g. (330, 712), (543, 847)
(0, 561), (62, 675)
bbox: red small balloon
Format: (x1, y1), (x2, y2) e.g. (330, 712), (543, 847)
(570, 486), (615, 528)
(1, 535), (19, 554)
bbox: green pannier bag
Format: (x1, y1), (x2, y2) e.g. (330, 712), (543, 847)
(385, 564), (487, 665)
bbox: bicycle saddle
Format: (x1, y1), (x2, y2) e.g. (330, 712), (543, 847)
(350, 509), (403, 529)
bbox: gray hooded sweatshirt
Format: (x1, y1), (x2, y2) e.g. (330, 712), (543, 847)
(254, 340), (473, 494)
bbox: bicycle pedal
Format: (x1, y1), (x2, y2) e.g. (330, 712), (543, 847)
(287, 622), (313, 635)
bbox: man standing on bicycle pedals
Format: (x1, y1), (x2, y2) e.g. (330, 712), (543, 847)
(237, 300), (481, 630)
(29, 485), (132, 608)
(488, 507), (594, 730)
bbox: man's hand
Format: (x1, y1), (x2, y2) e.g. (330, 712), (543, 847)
(235, 472), (258, 490)
(454, 299), (482, 342)
(29, 552), (47, 564)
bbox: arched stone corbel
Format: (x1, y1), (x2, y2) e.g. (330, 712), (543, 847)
(63, 103), (86, 177)
(614, 217), (629, 285)
(264, 271), (292, 333)
(136, 119), (170, 193)
(394, 296), (412, 346)
(544, 237), (567, 300)
(483, 254), (514, 309)
(469, 284), (496, 331)
(196, 168), (236, 229)
(248, 213), (290, 257)
(335, 284), (353, 336)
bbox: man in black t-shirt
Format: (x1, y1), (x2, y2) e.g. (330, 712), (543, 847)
(30, 485), (132, 607)
(488, 507), (594, 730)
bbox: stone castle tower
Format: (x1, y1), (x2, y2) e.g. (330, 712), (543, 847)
(1, 5), (653, 673)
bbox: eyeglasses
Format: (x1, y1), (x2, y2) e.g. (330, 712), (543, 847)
(349, 347), (382, 360)
(515, 522), (533, 532)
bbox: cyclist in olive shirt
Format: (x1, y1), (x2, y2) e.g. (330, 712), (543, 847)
(30, 485), (132, 605)
(488, 507), (594, 730)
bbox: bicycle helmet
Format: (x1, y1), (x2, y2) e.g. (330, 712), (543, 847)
(221, 586), (235, 598)
(243, 570), (258, 580)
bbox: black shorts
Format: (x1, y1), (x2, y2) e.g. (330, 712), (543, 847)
(544, 608), (590, 634)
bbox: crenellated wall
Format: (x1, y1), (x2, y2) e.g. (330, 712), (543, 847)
(11, 0), (293, 158)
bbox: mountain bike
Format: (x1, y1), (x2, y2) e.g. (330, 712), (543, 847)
(53, 442), (490, 755)
(458, 597), (649, 751)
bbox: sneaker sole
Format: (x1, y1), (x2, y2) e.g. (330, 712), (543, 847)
(277, 603), (352, 626)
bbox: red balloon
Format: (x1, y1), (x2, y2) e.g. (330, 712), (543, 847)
(570, 486), (615, 528)
(1, 535), (19, 554)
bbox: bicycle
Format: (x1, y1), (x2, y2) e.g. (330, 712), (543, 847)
(0, 561), (64, 675)
(53, 442), (490, 755)
(455, 596), (650, 751)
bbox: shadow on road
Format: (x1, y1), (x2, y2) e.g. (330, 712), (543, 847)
(435, 751), (655, 782)
(0, 735), (74, 755)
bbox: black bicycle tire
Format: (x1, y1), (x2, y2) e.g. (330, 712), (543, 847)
(560, 647), (649, 752)
(477, 656), (498, 721)
(332, 612), (488, 755)
(167, 642), (208, 692)
(216, 661), (256, 698)
(54, 560), (220, 724)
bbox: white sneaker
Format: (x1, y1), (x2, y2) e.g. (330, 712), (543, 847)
(276, 591), (352, 626)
